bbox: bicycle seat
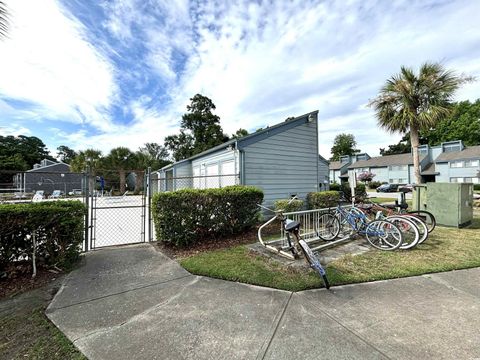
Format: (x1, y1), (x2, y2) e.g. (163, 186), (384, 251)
(284, 220), (301, 232)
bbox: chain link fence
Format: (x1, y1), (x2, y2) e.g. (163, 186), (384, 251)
(150, 173), (240, 195)
(0, 169), (86, 202)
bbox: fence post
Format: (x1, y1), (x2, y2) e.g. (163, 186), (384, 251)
(147, 167), (152, 242)
(83, 166), (90, 252)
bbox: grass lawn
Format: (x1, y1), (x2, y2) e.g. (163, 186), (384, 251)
(0, 275), (85, 359)
(181, 216), (480, 292)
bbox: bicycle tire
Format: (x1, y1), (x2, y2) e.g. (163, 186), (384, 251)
(407, 210), (436, 233)
(298, 239), (330, 289)
(402, 214), (428, 244)
(315, 213), (340, 241)
(365, 219), (403, 250)
(386, 216), (420, 250)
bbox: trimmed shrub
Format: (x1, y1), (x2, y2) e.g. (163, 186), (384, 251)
(152, 185), (263, 247)
(0, 201), (85, 271)
(306, 191), (340, 209)
(369, 181), (383, 190)
(274, 199), (304, 213)
(341, 183), (368, 202)
(474, 184), (480, 191)
(329, 183), (341, 191)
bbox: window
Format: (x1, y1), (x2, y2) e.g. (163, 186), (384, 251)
(465, 160), (479, 167)
(450, 161), (464, 168)
(389, 165), (407, 171)
(443, 143), (461, 153)
(389, 178), (408, 184)
(452, 177), (479, 184)
(355, 167), (369, 173)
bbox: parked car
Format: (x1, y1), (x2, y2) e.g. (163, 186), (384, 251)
(398, 184), (414, 193)
(376, 183), (399, 193)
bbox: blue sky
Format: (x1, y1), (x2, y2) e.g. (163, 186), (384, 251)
(1, 0), (480, 158)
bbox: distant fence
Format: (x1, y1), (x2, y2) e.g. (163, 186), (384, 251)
(150, 173), (240, 194)
(0, 170), (85, 201)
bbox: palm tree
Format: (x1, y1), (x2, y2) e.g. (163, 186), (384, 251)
(369, 62), (472, 184)
(70, 149), (103, 192)
(0, 1), (8, 39)
(105, 147), (134, 193)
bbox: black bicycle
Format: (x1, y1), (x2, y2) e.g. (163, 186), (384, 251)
(258, 201), (330, 289)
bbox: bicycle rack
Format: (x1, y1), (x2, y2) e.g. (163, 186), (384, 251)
(257, 207), (352, 260)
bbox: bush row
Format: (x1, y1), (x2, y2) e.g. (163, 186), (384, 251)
(152, 186), (263, 247)
(274, 199), (304, 213)
(306, 191), (340, 209)
(0, 201), (85, 271)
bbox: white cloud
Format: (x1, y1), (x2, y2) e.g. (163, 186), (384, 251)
(0, 0), (117, 131)
(2, 0), (480, 160)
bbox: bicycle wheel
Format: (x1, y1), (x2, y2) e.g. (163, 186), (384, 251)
(315, 213), (340, 241)
(298, 239), (330, 289)
(365, 219), (403, 250)
(386, 216), (420, 250)
(407, 210), (436, 233)
(402, 215), (428, 245)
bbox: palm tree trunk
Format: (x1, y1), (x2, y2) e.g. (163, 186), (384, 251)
(119, 169), (126, 193)
(410, 126), (422, 184)
(135, 170), (144, 194)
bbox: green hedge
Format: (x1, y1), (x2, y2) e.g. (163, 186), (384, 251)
(329, 183), (341, 191)
(152, 186), (263, 247)
(0, 201), (85, 271)
(274, 199), (304, 213)
(341, 183), (368, 202)
(306, 191), (340, 209)
(474, 184), (480, 191)
(368, 181), (383, 190)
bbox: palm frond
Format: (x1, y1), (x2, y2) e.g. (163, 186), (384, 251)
(0, 0), (9, 39)
(369, 62), (473, 134)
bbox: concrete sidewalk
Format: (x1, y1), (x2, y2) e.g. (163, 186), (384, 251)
(47, 244), (480, 360)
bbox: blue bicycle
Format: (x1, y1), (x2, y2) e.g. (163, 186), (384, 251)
(334, 204), (403, 250)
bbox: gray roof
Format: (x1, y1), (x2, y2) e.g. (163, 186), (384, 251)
(435, 145), (480, 162)
(349, 153), (422, 169)
(329, 161), (343, 170)
(421, 163), (438, 175)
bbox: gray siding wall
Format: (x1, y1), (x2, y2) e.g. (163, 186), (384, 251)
(319, 159), (329, 190)
(243, 119), (318, 206)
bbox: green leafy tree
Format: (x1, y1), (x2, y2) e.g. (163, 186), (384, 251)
(56, 145), (77, 164)
(330, 133), (360, 161)
(370, 62), (472, 183)
(231, 128), (249, 139)
(164, 131), (194, 162)
(0, 154), (28, 171)
(165, 94), (228, 161)
(426, 99), (480, 146)
(0, 135), (54, 170)
(138, 143), (170, 169)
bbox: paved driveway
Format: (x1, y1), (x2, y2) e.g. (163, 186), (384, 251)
(47, 244), (480, 360)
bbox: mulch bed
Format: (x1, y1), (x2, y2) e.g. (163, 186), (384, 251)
(0, 263), (62, 299)
(156, 223), (280, 260)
